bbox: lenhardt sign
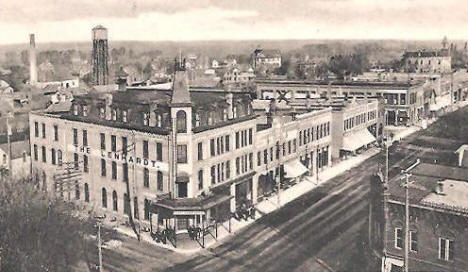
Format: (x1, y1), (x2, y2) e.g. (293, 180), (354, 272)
(70, 145), (168, 171)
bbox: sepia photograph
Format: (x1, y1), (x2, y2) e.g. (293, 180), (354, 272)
(1, 1), (468, 271)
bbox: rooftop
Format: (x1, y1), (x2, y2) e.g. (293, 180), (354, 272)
(256, 79), (421, 88)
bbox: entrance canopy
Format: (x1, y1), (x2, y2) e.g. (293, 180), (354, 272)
(342, 128), (376, 152)
(284, 159), (308, 178)
(153, 193), (232, 218)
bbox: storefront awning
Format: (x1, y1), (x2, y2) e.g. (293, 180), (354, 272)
(342, 128), (376, 152)
(284, 160), (308, 178)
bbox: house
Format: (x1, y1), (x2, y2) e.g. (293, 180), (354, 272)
(252, 49), (282, 70)
(0, 140), (31, 179)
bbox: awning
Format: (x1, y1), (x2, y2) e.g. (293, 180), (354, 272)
(342, 128), (376, 152)
(284, 160), (308, 178)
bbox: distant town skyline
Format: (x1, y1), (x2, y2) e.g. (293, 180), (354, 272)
(0, 0), (467, 45)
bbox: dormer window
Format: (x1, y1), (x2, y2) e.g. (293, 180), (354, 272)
(122, 110), (128, 123)
(157, 114), (162, 127)
(143, 113), (149, 126)
(83, 105), (88, 117)
(73, 104), (79, 116)
(112, 109), (117, 121)
(194, 113), (200, 127)
(233, 106), (238, 118)
(99, 107), (105, 119)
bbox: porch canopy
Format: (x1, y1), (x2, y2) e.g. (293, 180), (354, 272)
(342, 128), (376, 152)
(153, 193), (232, 218)
(284, 159), (308, 178)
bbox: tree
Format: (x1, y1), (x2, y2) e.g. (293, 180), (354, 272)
(0, 177), (92, 271)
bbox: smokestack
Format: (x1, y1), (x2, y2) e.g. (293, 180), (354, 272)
(29, 34), (38, 85)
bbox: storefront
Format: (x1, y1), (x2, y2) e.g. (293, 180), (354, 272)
(341, 129), (376, 156)
(257, 172), (275, 201)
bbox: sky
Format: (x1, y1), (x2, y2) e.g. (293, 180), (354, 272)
(0, 0), (467, 45)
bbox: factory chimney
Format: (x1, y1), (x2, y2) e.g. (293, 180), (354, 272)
(29, 34), (38, 85)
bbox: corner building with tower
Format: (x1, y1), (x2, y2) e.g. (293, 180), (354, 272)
(30, 59), (364, 232)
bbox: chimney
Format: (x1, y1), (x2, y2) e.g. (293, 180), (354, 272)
(149, 103), (157, 126)
(29, 34), (38, 85)
(104, 94), (113, 120)
(435, 180), (445, 195)
(226, 92), (234, 119)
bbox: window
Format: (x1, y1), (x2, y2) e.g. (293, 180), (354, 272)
(83, 105), (88, 117)
(142, 112), (149, 126)
(157, 114), (162, 127)
(99, 107), (105, 119)
(177, 145), (187, 163)
(34, 122), (39, 137)
(225, 135), (230, 151)
(263, 149), (268, 164)
(101, 159), (106, 176)
(122, 137), (128, 155)
(112, 109), (117, 121)
(112, 191), (118, 211)
(249, 153), (253, 170)
(82, 130), (88, 147)
(51, 148), (56, 165)
(84, 183), (89, 202)
(134, 197), (139, 219)
(83, 155), (88, 173)
(248, 129), (253, 145)
(124, 193), (130, 215)
(111, 135), (116, 152)
(57, 150), (62, 166)
(439, 238), (454, 261)
(394, 228), (403, 249)
(176, 110), (187, 133)
(144, 199), (150, 220)
(270, 147), (273, 162)
(226, 161), (230, 179)
(42, 146), (46, 163)
(410, 231), (418, 252)
(111, 162), (117, 180)
(100, 133), (106, 150)
(198, 170), (203, 190)
(177, 182), (187, 198)
(156, 142), (162, 161)
(157, 171), (163, 191)
(73, 128), (78, 146)
(75, 181), (80, 200)
(102, 188), (107, 208)
(74, 153), (79, 169)
(143, 168), (149, 188)
(123, 163), (128, 182)
(211, 165), (216, 184)
(42, 123), (46, 138)
(235, 132), (240, 149)
(198, 142), (203, 160)
(210, 139), (215, 156)
(236, 157), (240, 175)
(54, 125), (58, 141)
(122, 110), (127, 122)
(143, 140), (149, 159)
(257, 151), (261, 166)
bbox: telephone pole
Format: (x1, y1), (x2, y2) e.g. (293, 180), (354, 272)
(401, 159), (420, 272)
(6, 112), (12, 175)
(97, 222), (103, 272)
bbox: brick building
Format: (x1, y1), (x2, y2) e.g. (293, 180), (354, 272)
(403, 49), (451, 74)
(369, 163), (468, 272)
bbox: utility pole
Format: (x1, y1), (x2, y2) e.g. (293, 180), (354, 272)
(6, 111), (12, 175)
(97, 222), (103, 272)
(401, 159), (420, 272)
(382, 112), (391, 272)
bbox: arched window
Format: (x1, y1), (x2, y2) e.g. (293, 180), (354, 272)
(75, 181), (80, 200)
(113, 190), (118, 211)
(84, 183), (89, 202)
(176, 110), (187, 133)
(134, 197), (139, 219)
(51, 148), (56, 165)
(124, 193), (130, 215)
(102, 188), (107, 208)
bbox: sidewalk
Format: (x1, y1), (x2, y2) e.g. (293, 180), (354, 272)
(114, 125), (421, 255)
